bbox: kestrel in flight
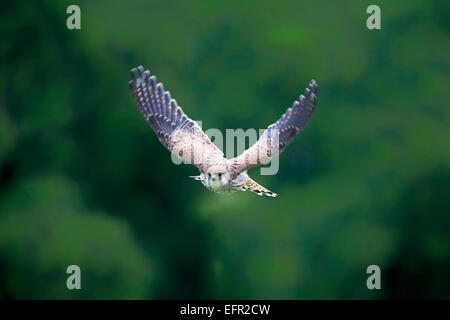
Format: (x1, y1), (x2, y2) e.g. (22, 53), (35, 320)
(129, 66), (318, 197)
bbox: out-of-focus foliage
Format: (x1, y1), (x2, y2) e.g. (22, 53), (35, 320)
(0, 0), (449, 299)
(0, 176), (153, 299)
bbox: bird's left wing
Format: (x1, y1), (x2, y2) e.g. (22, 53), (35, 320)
(228, 79), (318, 178)
(129, 66), (225, 173)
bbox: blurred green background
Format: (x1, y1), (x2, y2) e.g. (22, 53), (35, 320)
(1, 0), (449, 299)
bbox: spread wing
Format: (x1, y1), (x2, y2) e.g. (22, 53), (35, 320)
(229, 80), (318, 178)
(129, 66), (225, 173)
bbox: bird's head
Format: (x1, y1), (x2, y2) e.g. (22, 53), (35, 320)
(205, 165), (228, 189)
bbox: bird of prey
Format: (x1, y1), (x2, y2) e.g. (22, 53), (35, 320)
(129, 66), (317, 197)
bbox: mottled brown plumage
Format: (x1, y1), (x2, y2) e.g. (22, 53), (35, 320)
(129, 66), (225, 173)
(228, 79), (317, 179)
(129, 66), (318, 197)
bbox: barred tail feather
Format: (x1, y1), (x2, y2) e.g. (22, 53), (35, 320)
(241, 177), (278, 197)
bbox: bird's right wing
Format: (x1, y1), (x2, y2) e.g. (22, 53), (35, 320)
(129, 66), (225, 173)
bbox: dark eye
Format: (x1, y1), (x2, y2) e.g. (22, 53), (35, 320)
(218, 173), (222, 177)
(208, 173), (211, 177)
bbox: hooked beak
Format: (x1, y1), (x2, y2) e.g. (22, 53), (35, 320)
(211, 174), (217, 182)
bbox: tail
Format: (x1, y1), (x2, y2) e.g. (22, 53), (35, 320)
(241, 177), (278, 197)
